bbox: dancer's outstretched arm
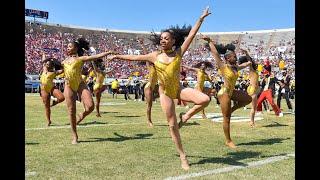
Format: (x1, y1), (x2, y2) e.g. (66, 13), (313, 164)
(180, 6), (211, 56)
(241, 49), (255, 71)
(107, 51), (158, 63)
(237, 61), (252, 70)
(78, 51), (115, 62)
(200, 35), (224, 69)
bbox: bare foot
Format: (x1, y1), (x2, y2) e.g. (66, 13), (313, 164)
(96, 114), (101, 117)
(225, 141), (237, 149)
(147, 121), (154, 128)
(180, 155), (190, 171)
(202, 114), (207, 119)
(47, 121), (52, 127)
(178, 112), (186, 129)
(71, 139), (78, 144)
(249, 121), (255, 128)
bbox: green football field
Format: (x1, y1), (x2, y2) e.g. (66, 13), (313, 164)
(25, 93), (295, 179)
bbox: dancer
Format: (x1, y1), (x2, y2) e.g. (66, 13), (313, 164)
(39, 53), (65, 126)
(200, 35), (252, 148)
(238, 50), (259, 127)
(62, 38), (115, 144)
(182, 61), (213, 119)
(137, 38), (158, 127)
(178, 70), (190, 108)
(81, 63), (95, 95)
(108, 7), (211, 170)
(91, 59), (113, 117)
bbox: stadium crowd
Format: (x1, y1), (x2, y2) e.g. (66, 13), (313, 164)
(25, 21), (295, 104)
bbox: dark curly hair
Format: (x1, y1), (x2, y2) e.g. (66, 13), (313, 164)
(92, 59), (105, 71)
(194, 61), (214, 69)
(73, 38), (90, 56)
(238, 55), (257, 71)
(150, 24), (192, 49)
(43, 58), (62, 71)
(205, 42), (236, 55)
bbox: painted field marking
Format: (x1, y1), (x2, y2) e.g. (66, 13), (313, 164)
(165, 153), (295, 180)
(100, 102), (127, 106)
(26, 122), (148, 131)
(192, 113), (264, 122)
(25, 171), (36, 176)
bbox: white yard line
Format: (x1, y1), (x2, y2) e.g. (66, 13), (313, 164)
(25, 171), (36, 176)
(164, 153), (295, 180)
(26, 122), (148, 131)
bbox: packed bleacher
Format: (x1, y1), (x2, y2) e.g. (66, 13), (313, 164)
(25, 20), (294, 79)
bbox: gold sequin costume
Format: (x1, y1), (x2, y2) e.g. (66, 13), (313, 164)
(63, 60), (84, 92)
(154, 53), (181, 99)
(247, 70), (260, 96)
(93, 71), (106, 91)
(195, 69), (209, 91)
(144, 65), (158, 89)
(217, 65), (239, 97)
(40, 72), (56, 93)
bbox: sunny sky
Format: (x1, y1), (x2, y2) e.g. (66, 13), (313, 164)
(25, 0), (295, 32)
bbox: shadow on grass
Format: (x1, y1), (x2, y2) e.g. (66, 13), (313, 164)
(101, 111), (120, 114)
(262, 122), (288, 128)
(237, 137), (291, 146)
(154, 121), (200, 127)
(25, 142), (39, 145)
(78, 121), (107, 126)
(65, 121), (107, 126)
(179, 121), (201, 127)
(114, 115), (142, 118)
(79, 133), (153, 143)
(187, 151), (261, 166)
(154, 124), (169, 127)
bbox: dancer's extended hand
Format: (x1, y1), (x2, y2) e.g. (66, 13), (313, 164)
(199, 33), (213, 43)
(200, 6), (211, 20)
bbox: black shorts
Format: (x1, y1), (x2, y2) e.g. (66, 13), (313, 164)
(112, 89), (118, 93)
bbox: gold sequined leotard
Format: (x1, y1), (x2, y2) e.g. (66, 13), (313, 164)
(154, 53), (181, 99)
(217, 65), (239, 97)
(40, 72), (57, 93)
(93, 71), (106, 91)
(63, 59), (84, 92)
(144, 65), (158, 90)
(247, 70), (260, 96)
(195, 69), (209, 91)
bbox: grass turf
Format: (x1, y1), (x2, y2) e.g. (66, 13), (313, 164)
(25, 93), (295, 179)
